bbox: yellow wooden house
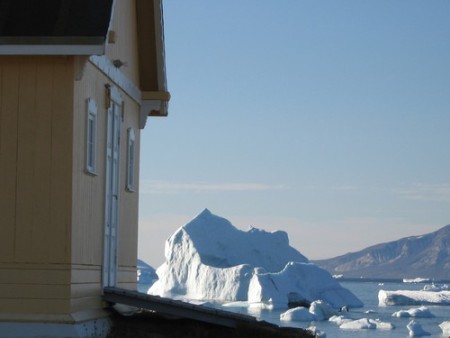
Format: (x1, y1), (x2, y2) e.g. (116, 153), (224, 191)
(0, 0), (169, 336)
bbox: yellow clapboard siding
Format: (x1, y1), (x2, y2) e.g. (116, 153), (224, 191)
(72, 62), (108, 266)
(49, 58), (73, 263)
(0, 298), (70, 315)
(0, 263), (71, 284)
(70, 283), (102, 299)
(71, 266), (102, 284)
(0, 284), (69, 300)
(0, 59), (19, 262)
(14, 60), (38, 262)
(31, 61), (54, 262)
(70, 296), (103, 314)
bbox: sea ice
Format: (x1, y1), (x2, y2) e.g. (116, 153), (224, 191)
(307, 326), (326, 337)
(248, 262), (363, 308)
(309, 300), (337, 321)
(339, 318), (376, 330)
(329, 315), (352, 326)
(403, 278), (431, 284)
(379, 289), (450, 306)
(406, 320), (431, 337)
(150, 209), (363, 309)
(338, 318), (394, 330)
(422, 283), (449, 291)
(280, 307), (315, 322)
(392, 306), (434, 318)
(439, 321), (450, 335)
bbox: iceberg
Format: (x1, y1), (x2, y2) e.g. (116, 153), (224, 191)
(309, 300), (338, 321)
(392, 306), (434, 318)
(248, 262), (363, 308)
(339, 318), (376, 330)
(379, 289), (450, 306)
(403, 278), (430, 284)
(440, 321), (450, 335)
(339, 318), (394, 330)
(280, 300), (338, 322)
(149, 209), (362, 309)
(422, 283), (448, 291)
(329, 315), (352, 326)
(406, 320), (431, 337)
(280, 307), (315, 322)
(306, 326), (326, 337)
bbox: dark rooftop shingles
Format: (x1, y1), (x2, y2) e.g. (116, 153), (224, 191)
(0, 0), (113, 38)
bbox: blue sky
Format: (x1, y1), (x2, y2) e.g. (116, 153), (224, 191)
(138, 1), (450, 267)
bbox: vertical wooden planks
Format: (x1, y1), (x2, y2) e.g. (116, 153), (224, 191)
(32, 60), (54, 262)
(0, 58), (19, 262)
(50, 57), (73, 263)
(14, 59), (37, 262)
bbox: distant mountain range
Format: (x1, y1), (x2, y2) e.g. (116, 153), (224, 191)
(313, 224), (450, 281)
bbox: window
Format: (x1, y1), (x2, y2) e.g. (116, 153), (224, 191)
(86, 98), (98, 175)
(126, 128), (136, 191)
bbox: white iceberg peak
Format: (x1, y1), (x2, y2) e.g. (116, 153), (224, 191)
(149, 210), (362, 309)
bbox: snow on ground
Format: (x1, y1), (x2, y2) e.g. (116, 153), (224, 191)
(392, 306), (434, 318)
(378, 289), (450, 306)
(149, 209), (363, 309)
(406, 320), (431, 337)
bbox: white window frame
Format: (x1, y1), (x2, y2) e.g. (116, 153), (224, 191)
(126, 128), (136, 192)
(85, 98), (98, 175)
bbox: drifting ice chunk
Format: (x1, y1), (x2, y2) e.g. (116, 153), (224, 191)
(309, 300), (338, 321)
(280, 307), (315, 322)
(379, 289), (450, 306)
(422, 283), (448, 291)
(373, 319), (395, 330)
(329, 315), (352, 326)
(248, 262), (363, 308)
(439, 321), (450, 335)
(339, 318), (394, 330)
(403, 278), (430, 284)
(406, 320), (431, 337)
(392, 306), (434, 318)
(307, 326), (327, 337)
(339, 318), (376, 330)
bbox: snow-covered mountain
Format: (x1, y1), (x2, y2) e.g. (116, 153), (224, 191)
(149, 209), (363, 308)
(314, 224), (450, 280)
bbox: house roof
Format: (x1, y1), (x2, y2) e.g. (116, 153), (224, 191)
(0, 0), (113, 53)
(0, 0), (170, 117)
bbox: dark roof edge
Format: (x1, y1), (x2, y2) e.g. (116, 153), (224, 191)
(0, 36), (105, 45)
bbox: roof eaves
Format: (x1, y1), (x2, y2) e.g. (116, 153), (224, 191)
(0, 36), (106, 55)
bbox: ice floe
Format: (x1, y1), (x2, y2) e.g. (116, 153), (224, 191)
(392, 306), (434, 318)
(379, 289), (450, 306)
(406, 320), (431, 337)
(439, 321), (450, 335)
